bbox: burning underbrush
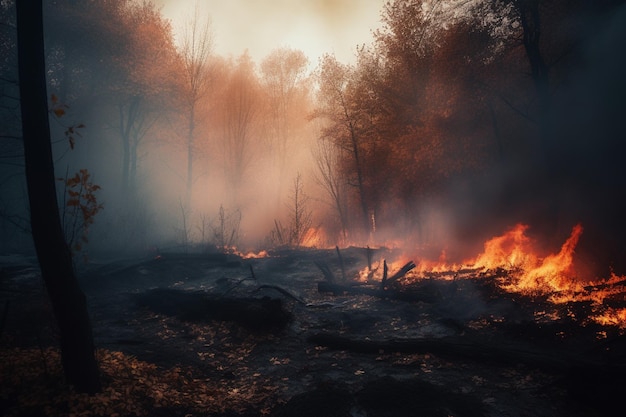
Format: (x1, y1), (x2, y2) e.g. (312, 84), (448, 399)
(3, 223), (626, 417)
(356, 223), (626, 331)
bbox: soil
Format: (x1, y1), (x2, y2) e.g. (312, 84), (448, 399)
(1, 247), (625, 416)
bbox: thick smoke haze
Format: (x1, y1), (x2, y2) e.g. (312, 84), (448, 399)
(154, 0), (383, 65)
(1, 0), (625, 280)
(447, 4), (626, 275)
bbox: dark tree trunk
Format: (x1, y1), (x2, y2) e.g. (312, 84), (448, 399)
(16, 0), (101, 394)
(347, 120), (371, 240)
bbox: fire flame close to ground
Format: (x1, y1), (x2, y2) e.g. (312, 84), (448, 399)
(220, 221), (626, 331)
(359, 223), (626, 330)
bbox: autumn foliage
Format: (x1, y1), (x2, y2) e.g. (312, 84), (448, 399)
(58, 168), (103, 256)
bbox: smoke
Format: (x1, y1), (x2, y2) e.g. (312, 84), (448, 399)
(156, 0), (382, 65)
(375, 5), (626, 275)
(448, 4), (626, 277)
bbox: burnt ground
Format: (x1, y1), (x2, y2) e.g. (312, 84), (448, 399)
(1, 247), (626, 417)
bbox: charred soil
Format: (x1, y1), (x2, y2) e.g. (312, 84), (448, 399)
(1, 247), (625, 416)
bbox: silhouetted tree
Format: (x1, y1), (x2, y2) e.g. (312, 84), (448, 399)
(16, 0), (100, 394)
(312, 136), (349, 242)
(315, 54), (372, 240)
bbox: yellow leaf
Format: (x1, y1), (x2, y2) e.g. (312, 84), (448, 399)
(53, 107), (65, 117)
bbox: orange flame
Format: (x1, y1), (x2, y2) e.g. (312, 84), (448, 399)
(239, 250), (269, 259)
(592, 308), (626, 328)
(354, 222), (625, 328)
(472, 223), (537, 270)
(511, 224), (583, 293)
(299, 227), (325, 248)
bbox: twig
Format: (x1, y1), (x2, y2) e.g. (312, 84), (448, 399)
(253, 284), (306, 304)
(221, 276), (255, 296)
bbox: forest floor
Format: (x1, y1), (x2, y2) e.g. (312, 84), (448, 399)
(1, 247), (625, 417)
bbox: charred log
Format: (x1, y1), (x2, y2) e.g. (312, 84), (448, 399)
(384, 260), (417, 287)
(307, 332), (616, 373)
(380, 260), (388, 290)
(134, 288), (291, 331)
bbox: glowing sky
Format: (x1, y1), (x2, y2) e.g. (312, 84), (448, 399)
(154, 0), (385, 66)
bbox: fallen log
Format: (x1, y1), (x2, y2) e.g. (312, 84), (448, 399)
(307, 332), (612, 373)
(134, 288), (291, 331)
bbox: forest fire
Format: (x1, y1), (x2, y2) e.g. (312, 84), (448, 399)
(473, 223), (583, 294)
(361, 223), (626, 329)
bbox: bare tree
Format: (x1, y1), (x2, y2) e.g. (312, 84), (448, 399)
(212, 205), (242, 251)
(313, 136), (349, 242)
(314, 54), (370, 239)
(179, 2), (213, 209)
(288, 172), (313, 247)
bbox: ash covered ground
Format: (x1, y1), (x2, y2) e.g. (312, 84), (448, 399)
(1, 248), (625, 417)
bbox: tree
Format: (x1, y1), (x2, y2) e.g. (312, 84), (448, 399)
(15, 0), (100, 393)
(219, 52), (260, 196)
(0, 1), (28, 251)
(115, 0), (181, 198)
(270, 172), (313, 247)
(288, 172), (313, 247)
(260, 47), (309, 197)
(312, 135), (349, 242)
(179, 3), (213, 209)
(315, 54), (373, 241)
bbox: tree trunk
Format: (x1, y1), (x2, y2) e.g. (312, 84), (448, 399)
(347, 120), (371, 240)
(16, 0), (101, 394)
(120, 96), (140, 196)
(185, 102), (195, 210)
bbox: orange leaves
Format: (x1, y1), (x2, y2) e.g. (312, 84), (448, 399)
(2, 337), (257, 415)
(50, 94), (68, 118)
(58, 168), (103, 256)
(50, 94), (85, 150)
